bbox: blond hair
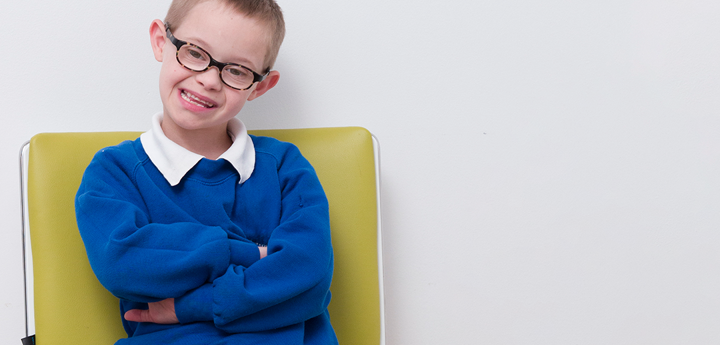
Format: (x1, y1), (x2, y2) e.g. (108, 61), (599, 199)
(164, 0), (285, 72)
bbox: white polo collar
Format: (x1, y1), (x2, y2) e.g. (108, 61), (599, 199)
(140, 113), (255, 186)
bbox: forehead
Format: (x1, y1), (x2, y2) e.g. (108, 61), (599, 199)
(173, 1), (271, 71)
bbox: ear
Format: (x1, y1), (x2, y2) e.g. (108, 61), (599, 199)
(248, 71), (280, 101)
(149, 19), (167, 62)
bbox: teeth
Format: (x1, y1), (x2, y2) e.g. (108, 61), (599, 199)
(181, 91), (214, 108)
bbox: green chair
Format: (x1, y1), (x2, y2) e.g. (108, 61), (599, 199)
(21, 128), (384, 344)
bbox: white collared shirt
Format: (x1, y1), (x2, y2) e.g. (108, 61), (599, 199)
(140, 113), (255, 186)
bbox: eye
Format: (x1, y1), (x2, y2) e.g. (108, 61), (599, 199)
(226, 67), (249, 77)
(187, 47), (205, 60)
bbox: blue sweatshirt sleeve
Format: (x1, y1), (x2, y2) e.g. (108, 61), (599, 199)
(174, 142), (334, 332)
(75, 145), (260, 302)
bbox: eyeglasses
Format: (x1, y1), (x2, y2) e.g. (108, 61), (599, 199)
(165, 25), (267, 91)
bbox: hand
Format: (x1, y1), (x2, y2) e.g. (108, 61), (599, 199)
(259, 246), (268, 259)
(124, 298), (179, 324)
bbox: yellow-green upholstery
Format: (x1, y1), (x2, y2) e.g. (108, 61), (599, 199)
(26, 127), (381, 344)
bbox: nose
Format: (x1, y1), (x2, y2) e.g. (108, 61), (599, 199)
(194, 66), (223, 91)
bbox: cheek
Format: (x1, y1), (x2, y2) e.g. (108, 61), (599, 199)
(158, 69), (173, 95)
(159, 65), (190, 93)
(224, 92), (250, 112)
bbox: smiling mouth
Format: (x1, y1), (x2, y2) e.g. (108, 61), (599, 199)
(181, 90), (216, 108)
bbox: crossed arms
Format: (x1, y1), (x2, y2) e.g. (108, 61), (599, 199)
(75, 141), (333, 333)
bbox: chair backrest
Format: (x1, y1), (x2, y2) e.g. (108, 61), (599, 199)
(22, 127), (384, 344)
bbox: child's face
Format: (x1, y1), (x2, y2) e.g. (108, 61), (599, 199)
(150, 0), (278, 139)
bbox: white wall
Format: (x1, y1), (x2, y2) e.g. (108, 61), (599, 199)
(2, 0), (720, 343)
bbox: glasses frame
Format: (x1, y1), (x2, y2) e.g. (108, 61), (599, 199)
(165, 24), (267, 91)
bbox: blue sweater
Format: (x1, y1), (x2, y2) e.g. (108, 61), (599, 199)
(75, 136), (338, 344)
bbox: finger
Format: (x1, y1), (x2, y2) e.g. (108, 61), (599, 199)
(124, 309), (149, 323)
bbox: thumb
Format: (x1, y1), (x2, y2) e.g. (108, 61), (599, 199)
(124, 309), (150, 323)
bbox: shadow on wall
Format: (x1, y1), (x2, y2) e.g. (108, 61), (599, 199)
(240, 55), (310, 130)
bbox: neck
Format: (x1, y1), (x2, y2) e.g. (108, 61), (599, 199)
(161, 119), (233, 160)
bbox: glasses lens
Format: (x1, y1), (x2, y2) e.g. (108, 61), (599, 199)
(177, 45), (210, 71)
(222, 65), (254, 90)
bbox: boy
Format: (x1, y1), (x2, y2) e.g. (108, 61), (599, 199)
(75, 0), (338, 344)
